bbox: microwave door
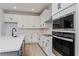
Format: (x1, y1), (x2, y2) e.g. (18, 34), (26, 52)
(64, 14), (73, 28)
(53, 18), (64, 29)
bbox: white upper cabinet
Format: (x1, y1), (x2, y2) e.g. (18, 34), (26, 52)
(40, 9), (51, 22)
(40, 9), (47, 28)
(52, 3), (58, 15)
(52, 3), (76, 21)
(4, 14), (41, 28)
(40, 9), (48, 22)
(60, 3), (75, 10)
(40, 9), (52, 28)
(46, 9), (52, 21)
(52, 3), (75, 15)
(4, 14), (17, 23)
(17, 15), (41, 28)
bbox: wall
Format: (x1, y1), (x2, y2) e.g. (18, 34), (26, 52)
(4, 14), (40, 28)
(5, 22), (18, 36)
(4, 13), (41, 43)
(17, 15), (40, 28)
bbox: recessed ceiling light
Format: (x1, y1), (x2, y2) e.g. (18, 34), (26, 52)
(32, 9), (35, 11)
(13, 6), (16, 9)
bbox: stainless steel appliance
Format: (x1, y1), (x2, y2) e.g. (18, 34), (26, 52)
(52, 32), (75, 56)
(53, 13), (74, 29)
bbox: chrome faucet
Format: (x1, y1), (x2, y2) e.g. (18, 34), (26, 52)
(12, 28), (17, 37)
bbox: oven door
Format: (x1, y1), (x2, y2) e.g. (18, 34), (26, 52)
(64, 14), (74, 28)
(53, 37), (74, 56)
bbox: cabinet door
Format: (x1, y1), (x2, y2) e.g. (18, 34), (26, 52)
(52, 3), (74, 15)
(52, 3), (76, 21)
(40, 9), (51, 28)
(4, 14), (17, 22)
(45, 37), (52, 55)
(38, 36), (43, 48)
(47, 38), (52, 51)
(52, 3), (58, 15)
(45, 9), (52, 21)
(17, 19), (24, 28)
(43, 37), (47, 49)
(40, 9), (51, 22)
(61, 3), (74, 10)
(39, 36), (46, 49)
(40, 9), (48, 22)
(41, 37), (46, 49)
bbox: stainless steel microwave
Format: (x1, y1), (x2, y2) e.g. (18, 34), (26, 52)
(53, 14), (74, 29)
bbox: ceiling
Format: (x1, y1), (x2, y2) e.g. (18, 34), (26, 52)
(0, 3), (51, 15)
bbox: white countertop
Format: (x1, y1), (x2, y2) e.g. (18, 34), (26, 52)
(0, 35), (25, 53)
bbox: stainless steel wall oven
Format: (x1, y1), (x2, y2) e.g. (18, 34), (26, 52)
(52, 32), (75, 56)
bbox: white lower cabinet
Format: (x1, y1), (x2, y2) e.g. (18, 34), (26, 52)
(38, 36), (42, 47)
(44, 37), (52, 56)
(39, 36), (45, 49)
(39, 36), (53, 56)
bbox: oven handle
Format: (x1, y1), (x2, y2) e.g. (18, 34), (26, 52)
(53, 35), (73, 42)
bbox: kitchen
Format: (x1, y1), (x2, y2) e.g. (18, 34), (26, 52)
(0, 3), (52, 56)
(0, 3), (79, 56)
